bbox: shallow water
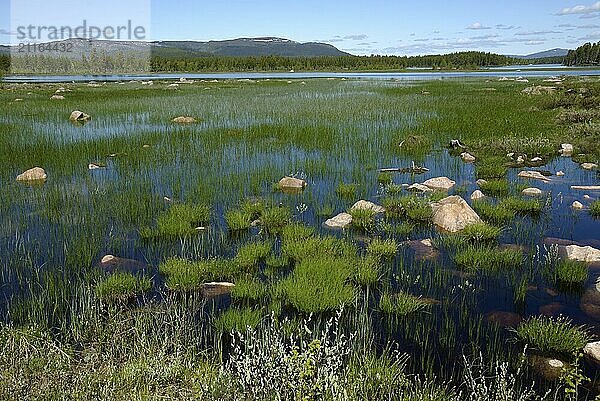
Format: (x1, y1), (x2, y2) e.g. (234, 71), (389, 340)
(1, 78), (600, 388)
(4, 67), (600, 83)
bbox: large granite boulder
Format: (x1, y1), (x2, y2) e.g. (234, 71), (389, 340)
(431, 196), (481, 232)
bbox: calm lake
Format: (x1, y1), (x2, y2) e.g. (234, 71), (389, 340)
(4, 66), (600, 83)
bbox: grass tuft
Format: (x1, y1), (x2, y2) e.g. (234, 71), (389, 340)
(591, 200), (600, 218)
(454, 246), (522, 273)
(515, 316), (591, 355)
(367, 238), (398, 261)
(379, 291), (430, 315)
(96, 273), (151, 302)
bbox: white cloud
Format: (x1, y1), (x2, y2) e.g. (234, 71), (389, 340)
(557, 1), (600, 15)
(467, 22), (491, 30)
(343, 34), (368, 41)
(496, 24), (518, 30)
(515, 30), (562, 36)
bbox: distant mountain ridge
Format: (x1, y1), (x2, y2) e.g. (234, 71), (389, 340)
(1, 37), (351, 58)
(509, 48), (569, 60)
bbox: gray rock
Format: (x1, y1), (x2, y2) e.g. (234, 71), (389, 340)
(422, 177), (456, 191)
(565, 245), (600, 263)
(522, 187), (542, 196)
(518, 170), (551, 182)
(470, 190), (485, 200)
(350, 200), (385, 214)
(408, 183), (433, 193)
(584, 342), (600, 364)
(572, 201), (584, 210)
(461, 152), (476, 163)
(431, 195), (481, 233)
(582, 163), (598, 171)
(16, 167), (47, 182)
(279, 176), (307, 192)
(323, 213), (353, 230)
(172, 116), (197, 123)
(69, 110), (91, 122)
(560, 143), (573, 156)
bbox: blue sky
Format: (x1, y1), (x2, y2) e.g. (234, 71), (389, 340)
(2, 0), (600, 55)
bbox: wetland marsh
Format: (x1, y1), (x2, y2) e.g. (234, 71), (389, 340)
(1, 76), (600, 400)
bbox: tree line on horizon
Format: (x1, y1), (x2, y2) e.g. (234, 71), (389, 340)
(1, 50), (529, 75)
(0, 47), (580, 75)
(564, 42), (600, 66)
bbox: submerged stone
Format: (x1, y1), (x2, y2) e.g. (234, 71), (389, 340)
(529, 355), (566, 381)
(202, 282), (235, 298)
(486, 311), (523, 328)
(100, 254), (147, 274)
(406, 239), (439, 261)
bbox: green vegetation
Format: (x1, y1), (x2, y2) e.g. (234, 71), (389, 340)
(277, 257), (356, 313)
(554, 260), (589, 286)
(141, 203), (210, 238)
(564, 41), (600, 66)
(213, 308), (263, 333)
(260, 206), (291, 233)
(95, 273), (151, 302)
(479, 179), (509, 197)
(231, 278), (269, 303)
(516, 316), (591, 355)
(454, 246), (523, 273)
(336, 183), (357, 199)
(591, 200), (600, 218)
(475, 157), (507, 179)
(225, 209), (252, 231)
(160, 258), (234, 291)
(379, 291), (431, 315)
(457, 222), (503, 243)
(473, 200), (515, 223)
(234, 241), (272, 271)
(367, 238), (398, 261)
(1, 77), (600, 399)
(349, 208), (376, 232)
